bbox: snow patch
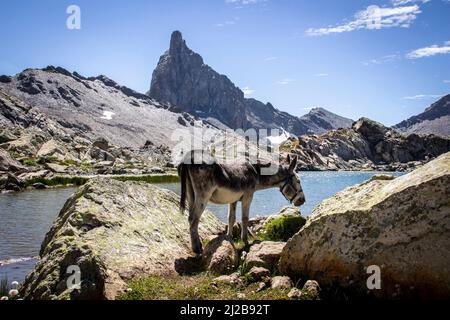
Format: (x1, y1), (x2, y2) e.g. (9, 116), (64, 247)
(267, 128), (291, 146)
(100, 111), (115, 120)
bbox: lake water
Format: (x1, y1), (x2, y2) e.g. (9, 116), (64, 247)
(0, 171), (403, 283)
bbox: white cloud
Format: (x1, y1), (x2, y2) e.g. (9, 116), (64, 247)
(277, 78), (294, 85)
(264, 56), (278, 61)
(242, 86), (255, 96)
(391, 0), (430, 5)
(407, 41), (450, 59)
(314, 73), (329, 77)
(362, 54), (400, 65)
(306, 5), (421, 36)
(403, 94), (443, 100)
(226, 0), (266, 5)
(216, 17), (239, 27)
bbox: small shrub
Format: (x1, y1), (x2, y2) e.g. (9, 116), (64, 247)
(259, 215), (306, 242)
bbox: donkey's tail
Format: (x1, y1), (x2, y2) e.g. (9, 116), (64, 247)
(178, 163), (187, 214)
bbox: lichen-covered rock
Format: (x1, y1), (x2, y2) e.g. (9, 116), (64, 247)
(270, 276), (293, 290)
(203, 235), (238, 275)
(244, 241), (285, 272)
(20, 178), (223, 300)
(279, 152), (450, 299)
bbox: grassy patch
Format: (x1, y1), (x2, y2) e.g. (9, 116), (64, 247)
(22, 158), (38, 167)
(113, 174), (180, 184)
(23, 176), (89, 188)
(118, 273), (291, 300)
(258, 215), (306, 242)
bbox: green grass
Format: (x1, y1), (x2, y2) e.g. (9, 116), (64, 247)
(23, 176), (89, 188)
(113, 174), (180, 184)
(118, 273), (291, 300)
(22, 157), (38, 167)
(258, 215), (306, 242)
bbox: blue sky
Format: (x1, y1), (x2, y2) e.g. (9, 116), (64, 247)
(0, 0), (449, 126)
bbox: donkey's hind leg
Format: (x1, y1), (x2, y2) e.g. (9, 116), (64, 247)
(227, 202), (237, 238)
(241, 194), (254, 245)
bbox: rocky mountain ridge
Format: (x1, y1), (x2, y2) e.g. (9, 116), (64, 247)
(149, 31), (353, 136)
(394, 94), (450, 137)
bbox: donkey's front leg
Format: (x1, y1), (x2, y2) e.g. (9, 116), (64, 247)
(241, 194), (253, 245)
(227, 202), (237, 238)
(189, 201), (206, 255)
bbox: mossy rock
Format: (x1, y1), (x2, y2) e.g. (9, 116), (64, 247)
(258, 214), (306, 242)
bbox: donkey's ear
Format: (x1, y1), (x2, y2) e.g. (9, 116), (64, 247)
(289, 155), (298, 172)
(287, 154), (291, 164)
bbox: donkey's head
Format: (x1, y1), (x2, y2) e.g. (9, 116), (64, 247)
(278, 154), (305, 206)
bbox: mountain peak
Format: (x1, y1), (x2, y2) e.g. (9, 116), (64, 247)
(149, 32), (354, 135)
(169, 30), (186, 55)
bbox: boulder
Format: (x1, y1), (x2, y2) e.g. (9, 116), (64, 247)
(45, 163), (68, 173)
(203, 235), (238, 275)
(20, 178), (223, 300)
(92, 138), (109, 151)
(36, 139), (65, 159)
(279, 152), (450, 299)
(243, 241), (285, 272)
(0, 149), (27, 172)
(246, 266), (270, 282)
(270, 276), (293, 290)
(302, 280), (320, 298)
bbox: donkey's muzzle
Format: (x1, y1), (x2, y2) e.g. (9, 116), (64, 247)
(293, 192), (306, 207)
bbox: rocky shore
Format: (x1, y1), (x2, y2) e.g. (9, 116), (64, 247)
(0, 90), (174, 192)
(283, 117), (450, 172)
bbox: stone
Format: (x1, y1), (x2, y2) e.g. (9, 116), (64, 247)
(243, 241), (285, 272)
(20, 178), (223, 300)
(246, 267), (270, 282)
(270, 276), (293, 290)
(287, 288), (302, 300)
(45, 163), (68, 173)
(256, 282), (267, 292)
(302, 280), (320, 298)
(36, 139), (64, 158)
(32, 183), (47, 190)
(0, 149), (27, 172)
(92, 137), (109, 151)
(213, 273), (243, 287)
(203, 235), (238, 275)
(279, 152), (450, 299)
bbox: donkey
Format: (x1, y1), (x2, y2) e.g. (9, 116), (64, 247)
(178, 151), (305, 254)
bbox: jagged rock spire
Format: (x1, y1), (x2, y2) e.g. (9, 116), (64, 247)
(169, 30), (185, 55)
